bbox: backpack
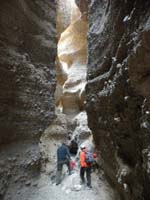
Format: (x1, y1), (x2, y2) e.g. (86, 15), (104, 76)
(85, 151), (94, 164)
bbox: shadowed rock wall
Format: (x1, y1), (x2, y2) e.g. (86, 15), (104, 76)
(0, 0), (57, 198)
(75, 0), (88, 17)
(86, 0), (150, 199)
(0, 0), (57, 144)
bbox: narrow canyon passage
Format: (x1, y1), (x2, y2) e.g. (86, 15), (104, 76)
(28, 3), (118, 199)
(24, 1), (119, 200)
(1, 0), (150, 200)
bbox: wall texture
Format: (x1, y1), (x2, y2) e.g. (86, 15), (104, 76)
(1, 0), (150, 199)
(0, 0), (57, 198)
(86, 0), (150, 199)
(0, 0), (57, 144)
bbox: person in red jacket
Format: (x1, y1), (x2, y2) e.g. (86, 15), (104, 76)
(79, 145), (96, 188)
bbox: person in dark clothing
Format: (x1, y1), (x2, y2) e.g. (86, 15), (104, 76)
(56, 142), (71, 185)
(69, 139), (78, 155)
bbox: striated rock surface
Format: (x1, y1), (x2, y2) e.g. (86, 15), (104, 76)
(75, 0), (88, 19)
(0, 0), (57, 143)
(39, 110), (68, 174)
(86, 0), (150, 199)
(0, 0), (57, 199)
(57, 0), (80, 37)
(57, 0), (88, 117)
(71, 111), (92, 140)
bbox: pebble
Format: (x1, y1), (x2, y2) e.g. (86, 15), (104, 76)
(32, 182), (38, 187)
(25, 181), (31, 186)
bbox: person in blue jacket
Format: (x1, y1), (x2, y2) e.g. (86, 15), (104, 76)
(56, 142), (71, 185)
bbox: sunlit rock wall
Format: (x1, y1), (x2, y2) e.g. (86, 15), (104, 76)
(55, 0), (81, 109)
(0, 0), (57, 144)
(86, 0), (150, 199)
(57, 0), (80, 37)
(57, 0), (88, 117)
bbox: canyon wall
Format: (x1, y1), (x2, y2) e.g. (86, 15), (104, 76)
(1, 0), (150, 199)
(0, 0), (57, 144)
(56, 0), (88, 118)
(0, 0), (57, 199)
(86, 0), (150, 199)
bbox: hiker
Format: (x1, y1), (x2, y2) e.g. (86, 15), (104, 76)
(79, 144), (96, 188)
(69, 138), (78, 155)
(56, 142), (71, 185)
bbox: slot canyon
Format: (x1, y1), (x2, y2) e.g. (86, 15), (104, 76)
(0, 0), (150, 200)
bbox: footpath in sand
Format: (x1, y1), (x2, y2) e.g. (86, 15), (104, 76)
(28, 160), (118, 200)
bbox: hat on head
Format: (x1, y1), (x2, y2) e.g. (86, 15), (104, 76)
(80, 144), (86, 149)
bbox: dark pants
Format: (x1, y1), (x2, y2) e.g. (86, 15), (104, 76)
(80, 166), (91, 187)
(56, 159), (71, 184)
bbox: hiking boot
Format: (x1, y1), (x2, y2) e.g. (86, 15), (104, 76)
(87, 185), (92, 189)
(80, 180), (85, 185)
(56, 182), (60, 186)
(68, 171), (72, 175)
